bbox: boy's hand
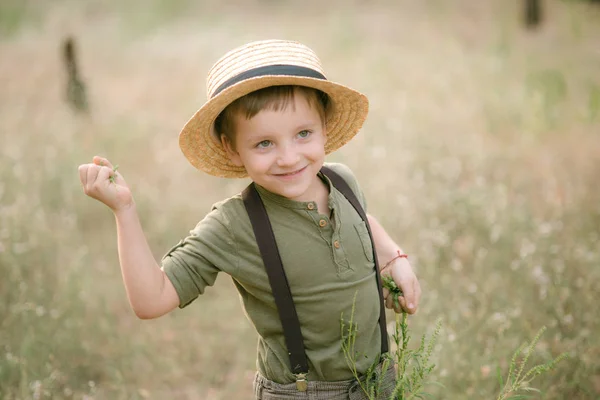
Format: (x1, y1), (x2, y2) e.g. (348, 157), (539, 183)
(380, 258), (421, 314)
(78, 156), (134, 213)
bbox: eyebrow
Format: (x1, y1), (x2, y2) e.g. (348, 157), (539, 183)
(294, 120), (319, 131)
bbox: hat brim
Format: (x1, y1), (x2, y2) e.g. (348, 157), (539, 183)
(179, 75), (368, 178)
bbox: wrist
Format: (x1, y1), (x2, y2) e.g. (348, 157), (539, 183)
(381, 250), (408, 271)
(113, 200), (137, 219)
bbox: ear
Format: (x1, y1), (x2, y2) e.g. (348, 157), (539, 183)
(220, 135), (244, 167)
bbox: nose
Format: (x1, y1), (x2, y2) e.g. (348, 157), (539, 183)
(276, 143), (300, 167)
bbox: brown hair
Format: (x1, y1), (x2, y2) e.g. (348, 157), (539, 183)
(215, 85), (330, 148)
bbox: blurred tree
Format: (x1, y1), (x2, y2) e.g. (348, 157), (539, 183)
(525, 0), (543, 29)
(63, 36), (89, 113)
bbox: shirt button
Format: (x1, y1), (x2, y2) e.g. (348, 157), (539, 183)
(333, 240), (340, 249)
(307, 203), (315, 210)
(319, 219), (327, 227)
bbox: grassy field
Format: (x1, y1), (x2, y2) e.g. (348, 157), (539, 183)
(1, 0), (599, 398)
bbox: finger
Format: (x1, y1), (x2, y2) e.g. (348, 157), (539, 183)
(382, 287), (390, 299)
(394, 296), (404, 314)
(385, 295), (393, 309)
(86, 164), (101, 190)
(93, 156), (113, 170)
(397, 294), (409, 314)
(111, 167), (127, 186)
(96, 165), (113, 187)
(78, 164), (89, 186)
(401, 280), (417, 314)
(412, 281), (422, 312)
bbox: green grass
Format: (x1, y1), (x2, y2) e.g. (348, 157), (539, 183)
(0, 2), (32, 37)
(341, 281), (442, 400)
(1, 0), (599, 398)
(496, 327), (568, 400)
(342, 281), (565, 399)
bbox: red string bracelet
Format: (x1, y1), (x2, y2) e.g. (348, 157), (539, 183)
(383, 250), (408, 269)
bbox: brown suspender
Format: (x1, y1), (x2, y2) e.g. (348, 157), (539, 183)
(241, 166), (389, 383)
(242, 182), (308, 376)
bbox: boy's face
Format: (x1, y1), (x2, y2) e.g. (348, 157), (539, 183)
(222, 92), (327, 202)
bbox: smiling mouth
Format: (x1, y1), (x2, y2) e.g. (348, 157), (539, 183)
(275, 166), (307, 177)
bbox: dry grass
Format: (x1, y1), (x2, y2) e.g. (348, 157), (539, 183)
(1, 0), (599, 398)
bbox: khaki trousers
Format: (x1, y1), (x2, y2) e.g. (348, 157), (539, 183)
(253, 366), (396, 400)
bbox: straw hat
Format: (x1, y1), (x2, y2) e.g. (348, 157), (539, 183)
(179, 39), (369, 178)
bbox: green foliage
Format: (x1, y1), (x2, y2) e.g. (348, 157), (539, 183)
(382, 276), (402, 309)
(341, 284), (441, 400)
(0, 1), (30, 37)
(389, 314), (441, 400)
(109, 164), (119, 185)
(342, 292), (566, 400)
(496, 327), (568, 400)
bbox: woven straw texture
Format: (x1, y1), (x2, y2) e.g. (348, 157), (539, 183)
(179, 40), (369, 178)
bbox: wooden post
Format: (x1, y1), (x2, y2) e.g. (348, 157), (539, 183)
(524, 0), (542, 29)
(63, 36), (89, 113)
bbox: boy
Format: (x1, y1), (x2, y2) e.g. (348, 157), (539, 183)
(78, 40), (421, 399)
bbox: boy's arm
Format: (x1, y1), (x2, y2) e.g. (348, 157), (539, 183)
(367, 213), (421, 315)
(79, 156), (179, 319)
(114, 205), (180, 319)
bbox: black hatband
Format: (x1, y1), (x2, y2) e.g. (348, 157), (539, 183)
(212, 65), (326, 98)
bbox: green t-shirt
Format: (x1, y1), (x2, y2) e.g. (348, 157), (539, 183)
(162, 162), (383, 384)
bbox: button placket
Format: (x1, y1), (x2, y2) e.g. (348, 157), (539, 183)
(331, 233), (349, 274)
(329, 202), (350, 273)
(331, 232), (342, 253)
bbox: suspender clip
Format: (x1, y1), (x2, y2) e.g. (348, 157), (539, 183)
(295, 373), (308, 391)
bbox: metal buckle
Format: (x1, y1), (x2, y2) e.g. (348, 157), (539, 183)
(295, 373), (308, 391)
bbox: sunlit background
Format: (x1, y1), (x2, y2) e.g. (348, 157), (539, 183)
(1, 0), (599, 398)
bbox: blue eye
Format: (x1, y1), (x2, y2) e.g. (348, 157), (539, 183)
(256, 140), (272, 149)
(298, 130), (311, 138)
